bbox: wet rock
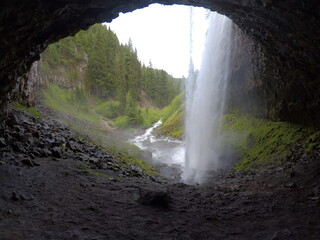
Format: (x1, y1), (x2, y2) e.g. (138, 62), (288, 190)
(271, 228), (292, 240)
(11, 192), (19, 201)
(0, 137), (6, 147)
(52, 146), (63, 158)
(284, 182), (297, 189)
(66, 141), (82, 152)
(11, 142), (27, 153)
(40, 148), (52, 157)
(138, 187), (171, 207)
(21, 159), (34, 167)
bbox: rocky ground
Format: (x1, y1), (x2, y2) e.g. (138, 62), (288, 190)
(0, 109), (319, 239)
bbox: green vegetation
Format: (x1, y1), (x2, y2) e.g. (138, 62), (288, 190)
(41, 23), (182, 114)
(106, 148), (158, 176)
(12, 102), (42, 118)
(223, 114), (320, 171)
(157, 105), (184, 139)
(140, 107), (162, 128)
(43, 83), (100, 124)
(39, 23), (186, 180)
(76, 162), (113, 179)
(95, 101), (120, 118)
(93, 93), (184, 129)
(157, 107), (320, 171)
(114, 115), (130, 128)
(157, 93), (184, 139)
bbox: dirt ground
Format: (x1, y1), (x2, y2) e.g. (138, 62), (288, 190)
(1, 154), (319, 239)
(0, 110), (319, 240)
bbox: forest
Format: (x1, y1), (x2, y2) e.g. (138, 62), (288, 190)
(41, 24), (182, 127)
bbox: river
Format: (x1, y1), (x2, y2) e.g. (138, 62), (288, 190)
(129, 120), (185, 181)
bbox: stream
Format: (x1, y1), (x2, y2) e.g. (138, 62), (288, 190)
(129, 120), (185, 181)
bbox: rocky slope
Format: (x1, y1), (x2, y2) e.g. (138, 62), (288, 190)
(0, 108), (319, 239)
(0, 109), (154, 180)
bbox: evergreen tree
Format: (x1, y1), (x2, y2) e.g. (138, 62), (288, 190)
(41, 23), (182, 111)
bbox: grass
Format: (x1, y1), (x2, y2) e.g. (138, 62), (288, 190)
(43, 83), (100, 124)
(95, 93), (184, 129)
(140, 107), (162, 128)
(95, 100), (120, 119)
(155, 93), (184, 139)
(157, 104), (184, 139)
(12, 102), (42, 118)
(114, 115), (130, 128)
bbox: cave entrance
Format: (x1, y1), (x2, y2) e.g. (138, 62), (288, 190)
(38, 4), (219, 182)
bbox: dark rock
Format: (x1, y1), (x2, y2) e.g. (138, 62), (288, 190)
(33, 161), (41, 166)
(79, 183), (88, 188)
(138, 187), (171, 207)
(284, 182), (297, 189)
(40, 148), (52, 157)
(6, 209), (13, 214)
(21, 159), (34, 167)
(30, 147), (41, 156)
(0, 137), (6, 147)
(271, 229), (292, 240)
(52, 146), (63, 158)
(11, 142), (27, 153)
(11, 192), (19, 201)
(66, 141), (82, 152)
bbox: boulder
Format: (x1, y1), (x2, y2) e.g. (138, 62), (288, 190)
(138, 187), (171, 207)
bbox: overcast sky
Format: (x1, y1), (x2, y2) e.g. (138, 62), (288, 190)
(106, 4), (209, 78)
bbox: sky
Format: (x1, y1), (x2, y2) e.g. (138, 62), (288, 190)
(106, 4), (209, 78)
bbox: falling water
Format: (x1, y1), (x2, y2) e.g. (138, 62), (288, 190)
(184, 12), (233, 183)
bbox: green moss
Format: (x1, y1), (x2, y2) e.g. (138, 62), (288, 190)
(84, 169), (112, 178)
(106, 147), (158, 176)
(76, 162), (113, 178)
(12, 102), (42, 118)
(223, 114), (320, 171)
(43, 83), (100, 124)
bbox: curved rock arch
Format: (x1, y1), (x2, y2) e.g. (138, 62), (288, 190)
(0, 0), (319, 125)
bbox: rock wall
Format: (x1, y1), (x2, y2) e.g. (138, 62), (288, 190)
(41, 53), (88, 90)
(226, 24), (274, 120)
(0, 0), (319, 126)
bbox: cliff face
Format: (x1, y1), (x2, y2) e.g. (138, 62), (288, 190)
(0, 0), (319, 125)
(226, 25), (265, 118)
(41, 53), (88, 90)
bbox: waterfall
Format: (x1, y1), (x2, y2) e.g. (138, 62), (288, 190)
(184, 12), (233, 183)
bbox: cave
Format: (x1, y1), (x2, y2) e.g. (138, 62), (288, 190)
(1, 0), (319, 126)
(1, 1), (320, 238)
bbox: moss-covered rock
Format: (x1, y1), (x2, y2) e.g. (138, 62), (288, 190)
(223, 114), (320, 171)
(12, 102), (42, 118)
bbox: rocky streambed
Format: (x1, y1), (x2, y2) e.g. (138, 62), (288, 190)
(0, 109), (319, 239)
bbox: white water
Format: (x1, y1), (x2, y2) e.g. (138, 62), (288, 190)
(129, 12), (233, 184)
(129, 120), (185, 166)
(184, 12), (233, 183)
